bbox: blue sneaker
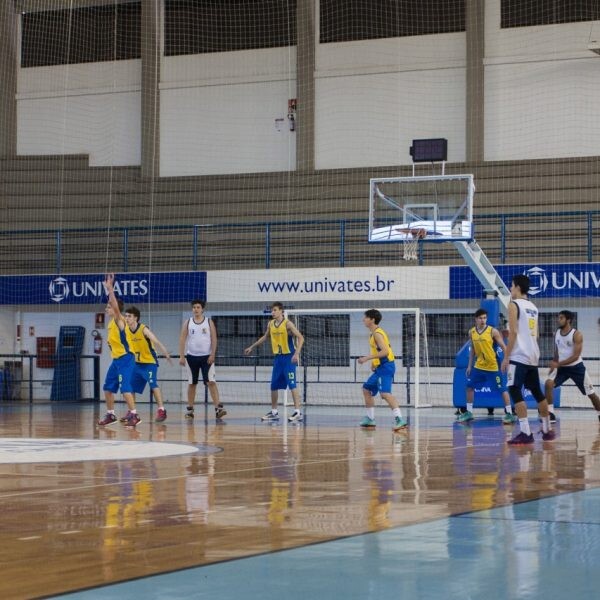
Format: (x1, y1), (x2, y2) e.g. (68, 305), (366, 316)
(502, 412), (518, 425)
(360, 416), (376, 428)
(457, 410), (474, 423)
(393, 416), (408, 431)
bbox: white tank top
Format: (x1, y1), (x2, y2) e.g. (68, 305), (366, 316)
(555, 328), (582, 366)
(185, 317), (212, 356)
(510, 298), (540, 366)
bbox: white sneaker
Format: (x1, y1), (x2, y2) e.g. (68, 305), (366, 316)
(288, 411), (303, 423)
(261, 411), (279, 421)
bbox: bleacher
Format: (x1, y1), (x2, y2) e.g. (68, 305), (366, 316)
(1, 154), (599, 273)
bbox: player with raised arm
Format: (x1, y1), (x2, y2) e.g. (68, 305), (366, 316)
(545, 310), (600, 422)
(98, 273), (138, 427)
(244, 302), (304, 423)
(179, 300), (226, 421)
(358, 309), (408, 432)
(501, 275), (555, 445)
(124, 306), (173, 423)
(460, 308), (516, 424)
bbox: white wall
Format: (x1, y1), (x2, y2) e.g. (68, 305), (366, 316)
(16, 308), (183, 402)
(484, 1), (600, 161)
(315, 33), (466, 169)
(12, 4), (600, 172)
(160, 48), (297, 176)
(0, 310), (16, 355)
(17, 60), (141, 166)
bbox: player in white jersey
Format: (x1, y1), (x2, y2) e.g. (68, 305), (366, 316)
(545, 310), (600, 422)
(178, 299), (226, 420)
(501, 274), (555, 445)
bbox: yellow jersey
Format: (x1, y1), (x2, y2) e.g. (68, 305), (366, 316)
(127, 323), (158, 365)
(369, 327), (394, 367)
(269, 319), (294, 355)
(469, 325), (498, 371)
(107, 318), (131, 359)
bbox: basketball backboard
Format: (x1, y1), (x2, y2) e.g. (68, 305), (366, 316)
(368, 174), (474, 243)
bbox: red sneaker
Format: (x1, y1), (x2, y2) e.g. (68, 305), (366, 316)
(98, 413), (117, 426)
(126, 413), (141, 427)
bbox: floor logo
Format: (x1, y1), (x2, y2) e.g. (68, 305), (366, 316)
(49, 277), (70, 303)
(0, 438), (215, 464)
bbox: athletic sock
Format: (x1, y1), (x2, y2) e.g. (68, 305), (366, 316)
(392, 407), (402, 418)
(466, 403), (473, 412)
(541, 416), (550, 434)
(519, 418), (531, 436)
(367, 407), (375, 420)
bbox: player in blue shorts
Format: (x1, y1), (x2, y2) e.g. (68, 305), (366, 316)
(244, 302), (304, 423)
(461, 308), (516, 424)
(124, 306), (173, 423)
(98, 273), (138, 427)
(502, 275), (555, 445)
(358, 309), (407, 432)
(545, 310), (600, 422)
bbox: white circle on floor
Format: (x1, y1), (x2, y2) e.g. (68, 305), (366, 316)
(0, 438), (212, 463)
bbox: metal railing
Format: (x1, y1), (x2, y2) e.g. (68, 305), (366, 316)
(1, 209), (598, 272)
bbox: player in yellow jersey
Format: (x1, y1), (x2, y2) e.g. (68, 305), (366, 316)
(460, 308), (516, 424)
(358, 309), (407, 431)
(123, 306), (173, 423)
(98, 273), (139, 427)
(244, 302), (304, 422)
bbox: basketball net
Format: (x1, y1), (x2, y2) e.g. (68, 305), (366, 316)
(402, 228), (427, 261)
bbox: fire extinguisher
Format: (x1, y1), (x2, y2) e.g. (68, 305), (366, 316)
(92, 330), (103, 354)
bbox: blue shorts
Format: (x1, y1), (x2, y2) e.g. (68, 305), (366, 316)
(507, 362), (545, 403)
(131, 362), (159, 394)
(549, 363), (595, 396)
(466, 367), (507, 393)
(271, 354), (297, 391)
(363, 361), (395, 396)
(103, 352), (135, 394)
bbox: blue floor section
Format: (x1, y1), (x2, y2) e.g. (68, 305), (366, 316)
(58, 488), (600, 600)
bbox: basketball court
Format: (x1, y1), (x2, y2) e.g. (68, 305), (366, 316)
(2, 402), (600, 599)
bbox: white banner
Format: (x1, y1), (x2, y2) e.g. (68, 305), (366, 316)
(207, 266), (449, 303)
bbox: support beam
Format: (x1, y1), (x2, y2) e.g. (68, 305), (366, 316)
(0, 1), (17, 157)
(454, 240), (511, 312)
(465, 0), (485, 162)
(140, 0), (160, 179)
(296, 0), (315, 172)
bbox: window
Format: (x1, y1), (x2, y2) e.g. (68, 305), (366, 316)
(212, 314), (350, 367)
(21, 3), (141, 68)
(501, 1), (600, 28)
(320, 0), (465, 44)
(212, 316), (267, 366)
(164, 0), (296, 56)
(298, 315), (350, 367)
(403, 312), (558, 368)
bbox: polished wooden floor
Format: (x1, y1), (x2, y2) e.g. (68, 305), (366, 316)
(1, 403), (600, 599)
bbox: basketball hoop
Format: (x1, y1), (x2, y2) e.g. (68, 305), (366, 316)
(401, 228), (427, 261)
